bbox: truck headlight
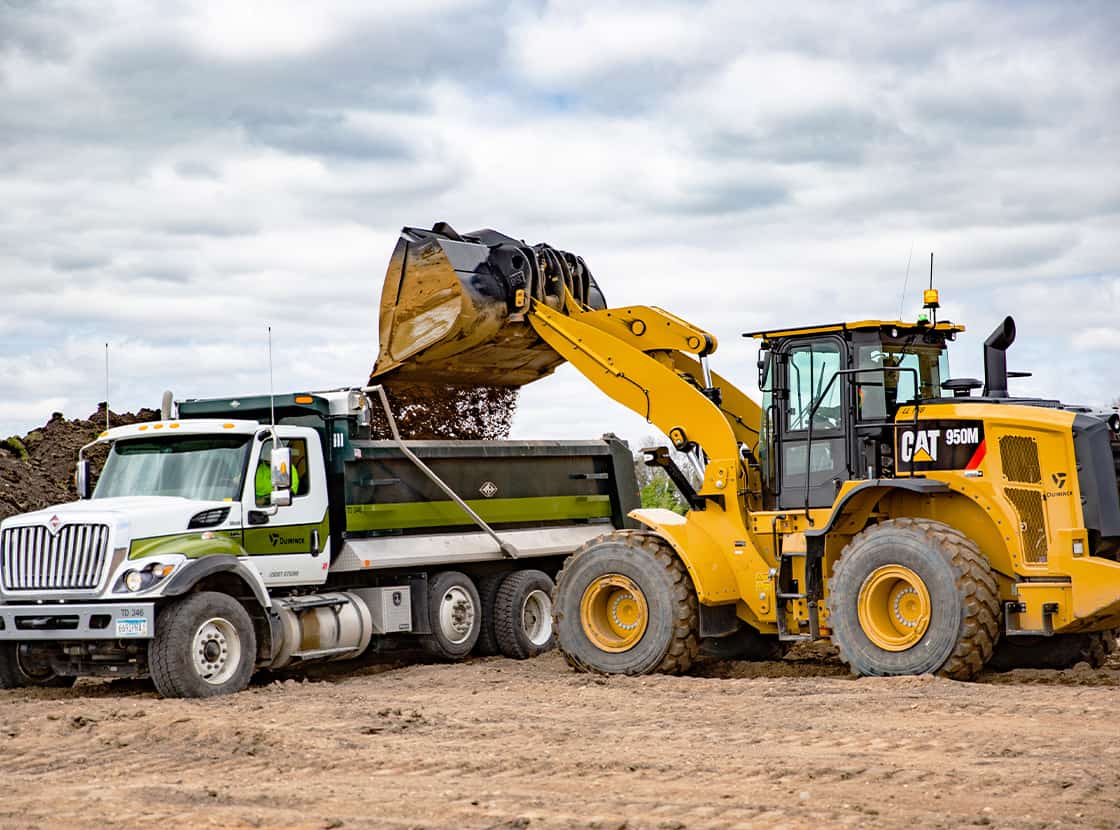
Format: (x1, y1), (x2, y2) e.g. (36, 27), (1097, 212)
(123, 570), (144, 592)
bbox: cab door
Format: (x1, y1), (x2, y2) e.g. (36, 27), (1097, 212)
(241, 428), (331, 587)
(776, 337), (851, 509)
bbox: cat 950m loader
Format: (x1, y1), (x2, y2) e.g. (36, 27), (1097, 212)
(374, 223), (1120, 679)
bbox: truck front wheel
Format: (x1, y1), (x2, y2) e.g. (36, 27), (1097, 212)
(149, 592), (257, 698)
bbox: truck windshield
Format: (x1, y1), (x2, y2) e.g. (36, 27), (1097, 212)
(94, 435), (252, 501)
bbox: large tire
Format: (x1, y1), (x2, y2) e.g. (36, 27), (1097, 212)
(474, 572), (506, 656)
(828, 519), (1000, 680)
(419, 571), (481, 660)
(701, 624), (785, 661)
(553, 530), (699, 675)
(493, 569), (556, 660)
(987, 628), (1118, 671)
(149, 592), (257, 698)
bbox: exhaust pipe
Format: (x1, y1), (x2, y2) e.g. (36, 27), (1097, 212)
(982, 316), (1016, 398)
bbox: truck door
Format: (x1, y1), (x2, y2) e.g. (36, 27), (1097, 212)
(777, 337), (851, 509)
(241, 429), (331, 587)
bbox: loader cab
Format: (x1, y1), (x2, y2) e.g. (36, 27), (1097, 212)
(751, 320), (962, 510)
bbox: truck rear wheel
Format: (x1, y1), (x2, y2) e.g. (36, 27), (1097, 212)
(474, 572), (506, 656)
(553, 531), (699, 675)
(987, 628), (1118, 671)
(493, 569), (555, 660)
(828, 519), (1000, 680)
(149, 591), (257, 698)
(419, 571), (481, 660)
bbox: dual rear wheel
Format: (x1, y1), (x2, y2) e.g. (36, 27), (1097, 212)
(422, 569), (556, 661)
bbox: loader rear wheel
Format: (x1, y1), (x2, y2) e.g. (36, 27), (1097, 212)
(554, 531), (699, 675)
(828, 519), (999, 680)
(987, 628), (1118, 671)
(493, 569), (556, 660)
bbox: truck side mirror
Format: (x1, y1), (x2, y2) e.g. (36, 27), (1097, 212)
(271, 447), (292, 507)
(76, 459), (92, 500)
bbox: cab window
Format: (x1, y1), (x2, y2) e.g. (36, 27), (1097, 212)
(786, 341), (842, 431)
(255, 438), (310, 507)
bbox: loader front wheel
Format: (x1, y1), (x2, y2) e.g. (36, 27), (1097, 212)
(554, 531), (699, 675)
(828, 519), (999, 680)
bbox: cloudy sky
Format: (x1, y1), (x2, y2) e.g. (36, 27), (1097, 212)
(1, 0), (1117, 447)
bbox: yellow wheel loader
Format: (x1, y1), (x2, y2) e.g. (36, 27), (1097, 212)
(372, 224), (1120, 679)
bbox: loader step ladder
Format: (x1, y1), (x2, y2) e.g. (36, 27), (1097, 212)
(775, 548), (822, 643)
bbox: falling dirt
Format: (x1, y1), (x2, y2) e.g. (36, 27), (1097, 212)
(0, 405), (157, 521)
(1, 646), (1117, 830)
(374, 381), (520, 440)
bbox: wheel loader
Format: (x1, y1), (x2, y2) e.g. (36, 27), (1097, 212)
(371, 223), (1120, 679)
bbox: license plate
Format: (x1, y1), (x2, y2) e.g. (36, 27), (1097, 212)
(116, 617), (149, 637)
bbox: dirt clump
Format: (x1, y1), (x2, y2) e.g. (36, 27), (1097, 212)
(0, 404), (156, 521)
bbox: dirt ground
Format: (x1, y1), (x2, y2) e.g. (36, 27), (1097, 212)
(1, 645), (1117, 830)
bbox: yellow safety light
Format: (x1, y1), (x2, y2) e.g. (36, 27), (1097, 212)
(923, 288), (940, 309)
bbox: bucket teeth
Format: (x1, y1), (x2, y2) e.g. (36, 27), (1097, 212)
(371, 223), (605, 388)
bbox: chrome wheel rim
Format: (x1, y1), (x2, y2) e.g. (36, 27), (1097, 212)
(521, 589), (553, 647)
(438, 586), (476, 645)
(192, 617), (241, 685)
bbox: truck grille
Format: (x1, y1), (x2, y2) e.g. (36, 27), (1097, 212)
(1, 524), (111, 591)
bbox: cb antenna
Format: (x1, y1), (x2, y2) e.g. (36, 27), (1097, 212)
(921, 251), (940, 326)
(104, 342), (110, 432)
(268, 325), (277, 443)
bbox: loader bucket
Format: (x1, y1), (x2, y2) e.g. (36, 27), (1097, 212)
(371, 223), (605, 387)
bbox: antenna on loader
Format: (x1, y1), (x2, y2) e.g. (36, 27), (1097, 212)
(104, 342), (110, 432)
(897, 241), (914, 320)
(921, 252), (940, 326)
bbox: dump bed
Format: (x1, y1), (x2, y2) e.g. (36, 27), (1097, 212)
(330, 435), (639, 573)
(343, 437), (639, 536)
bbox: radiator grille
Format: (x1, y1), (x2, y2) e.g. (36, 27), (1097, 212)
(1, 524), (111, 591)
(1005, 488), (1048, 564)
(999, 435), (1041, 483)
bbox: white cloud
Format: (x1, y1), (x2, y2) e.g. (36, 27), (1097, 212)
(0, 0), (1117, 444)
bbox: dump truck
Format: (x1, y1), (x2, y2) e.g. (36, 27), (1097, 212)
(0, 387), (638, 696)
(372, 223), (1120, 679)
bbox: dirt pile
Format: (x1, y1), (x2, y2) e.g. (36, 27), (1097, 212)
(0, 405), (157, 521)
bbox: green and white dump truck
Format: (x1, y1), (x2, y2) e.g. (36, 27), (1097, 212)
(0, 388), (638, 697)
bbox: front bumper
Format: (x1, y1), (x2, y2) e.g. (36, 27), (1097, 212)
(0, 602), (156, 640)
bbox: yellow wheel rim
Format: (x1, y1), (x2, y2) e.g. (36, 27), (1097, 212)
(579, 574), (649, 653)
(857, 565), (931, 651)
